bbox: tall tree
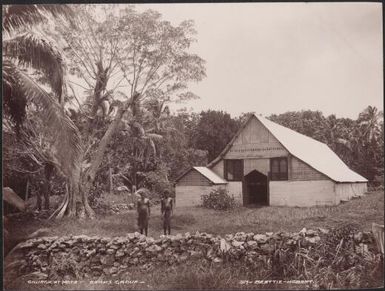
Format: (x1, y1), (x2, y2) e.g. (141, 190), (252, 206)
(191, 110), (240, 162)
(157, 109), (207, 180)
(48, 5), (206, 218)
(354, 106), (384, 182)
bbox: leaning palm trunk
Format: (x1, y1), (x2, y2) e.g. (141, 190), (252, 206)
(82, 101), (132, 194)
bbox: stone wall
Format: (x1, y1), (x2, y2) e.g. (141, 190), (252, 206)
(4, 228), (377, 283)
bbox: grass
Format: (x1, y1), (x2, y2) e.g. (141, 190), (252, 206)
(7, 190), (384, 241)
(5, 190), (384, 290)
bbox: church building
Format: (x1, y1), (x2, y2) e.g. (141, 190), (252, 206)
(174, 114), (367, 207)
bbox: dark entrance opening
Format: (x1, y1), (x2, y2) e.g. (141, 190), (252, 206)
(243, 170), (268, 205)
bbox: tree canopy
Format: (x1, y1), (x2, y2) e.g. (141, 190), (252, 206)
(190, 110), (241, 163)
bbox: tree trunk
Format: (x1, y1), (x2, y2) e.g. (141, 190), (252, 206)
(67, 160), (96, 219)
(51, 160), (95, 219)
(49, 184), (68, 219)
(36, 184), (42, 211)
(133, 163), (137, 190)
(108, 156), (113, 195)
(82, 99), (133, 193)
(43, 176), (50, 210)
(51, 99), (133, 220)
(67, 165), (81, 217)
(25, 179), (29, 201)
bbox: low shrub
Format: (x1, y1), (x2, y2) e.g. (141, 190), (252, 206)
(89, 193), (114, 215)
(201, 188), (237, 210)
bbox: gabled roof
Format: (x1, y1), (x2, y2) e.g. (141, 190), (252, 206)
(209, 114), (367, 183)
(175, 167), (228, 185)
(194, 167), (228, 184)
(207, 114), (255, 167)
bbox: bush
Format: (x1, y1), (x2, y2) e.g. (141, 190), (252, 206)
(201, 188), (237, 210)
(140, 168), (174, 204)
(89, 195), (112, 215)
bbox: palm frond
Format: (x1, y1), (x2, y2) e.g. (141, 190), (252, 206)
(4, 32), (65, 102)
(3, 61), (83, 176)
(3, 4), (74, 34)
(3, 62), (28, 133)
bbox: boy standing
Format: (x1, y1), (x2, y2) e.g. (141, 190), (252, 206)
(136, 189), (151, 236)
(161, 190), (173, 235)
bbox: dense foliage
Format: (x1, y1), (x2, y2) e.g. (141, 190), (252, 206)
(190, 110), (240, 163)
(268, 107), (384, 184)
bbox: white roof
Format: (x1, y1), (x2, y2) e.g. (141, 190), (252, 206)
(193, 167), (228, 184)
(256, 115), (367, 183)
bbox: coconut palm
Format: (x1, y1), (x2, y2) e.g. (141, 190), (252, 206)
(119, 97), (163, 189)
(2, 4), (82, 177)
(356, 106), (383, 145)
(355, 106), (384, 181)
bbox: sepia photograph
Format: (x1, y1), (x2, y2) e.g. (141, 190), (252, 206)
(2, 2), (384, 290)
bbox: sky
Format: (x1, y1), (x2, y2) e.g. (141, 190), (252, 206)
(135, 2), (383, 119)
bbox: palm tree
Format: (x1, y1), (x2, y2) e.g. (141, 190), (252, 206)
(356, 106), (383, 145)
(122, 98), (163, 189)
(335, 106), (384, 181)
(355, 106), (384, 181)
(2, 4), (82, 178)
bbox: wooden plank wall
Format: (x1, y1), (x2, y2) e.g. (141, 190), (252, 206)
(175, 185), (224, 207)
(290, 156), (328, 181)
(224, 117), (288, 159)
(210, 160), (224, 178)
(177, 170), (211, 186)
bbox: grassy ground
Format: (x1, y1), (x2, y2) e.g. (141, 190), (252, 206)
(5, 190), (384, 290)
(8, 190), (384, 241)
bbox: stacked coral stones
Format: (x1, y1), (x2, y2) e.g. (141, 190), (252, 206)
(4, 228), (377, 283)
